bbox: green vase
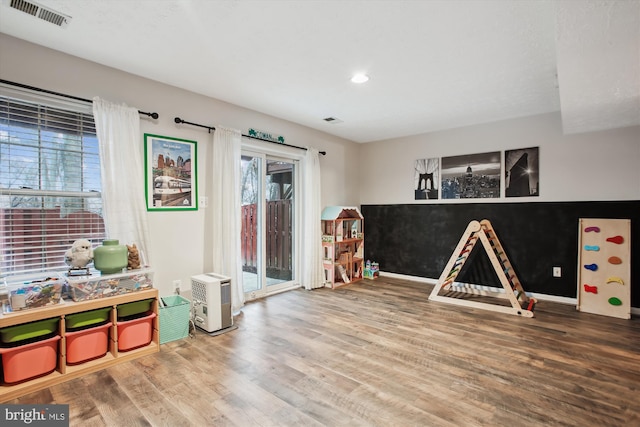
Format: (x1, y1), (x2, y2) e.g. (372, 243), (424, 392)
(94, 239), (128, 275)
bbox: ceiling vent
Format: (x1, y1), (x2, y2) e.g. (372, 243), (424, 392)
(323, 117), (343, 124)
(3, 0), (71, 28)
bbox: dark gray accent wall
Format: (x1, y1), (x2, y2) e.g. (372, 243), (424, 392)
(361, 201), (639, 308)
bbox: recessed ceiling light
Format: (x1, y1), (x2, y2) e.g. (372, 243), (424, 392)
(351, 73), (370, 84)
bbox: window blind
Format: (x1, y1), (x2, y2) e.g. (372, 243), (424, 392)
(0, 95), (105, 280)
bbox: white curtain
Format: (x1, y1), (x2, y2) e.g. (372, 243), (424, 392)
(302, 147), (324, 290)
(211, 126), (245, 313)
(92, 97), (151, 265)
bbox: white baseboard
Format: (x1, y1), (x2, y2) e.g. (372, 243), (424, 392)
(379, 271), (639, 315)
(379, 271), (438, 285)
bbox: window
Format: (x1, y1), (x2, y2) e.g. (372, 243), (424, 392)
(0, 92), (105, 280)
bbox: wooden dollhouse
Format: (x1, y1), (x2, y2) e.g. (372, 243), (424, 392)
(321, 206), (364, 288)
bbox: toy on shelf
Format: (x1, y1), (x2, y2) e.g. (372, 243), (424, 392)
(64, 269), (154, 302)
(65, 239), (94, 277)
(8, 277), (64, 311)
(127, 243), (141, 269)
(363, 260), (379, 280)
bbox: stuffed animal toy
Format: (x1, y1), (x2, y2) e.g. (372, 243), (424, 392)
(64, 239), (94, 269)
(127, 243), (141, 270)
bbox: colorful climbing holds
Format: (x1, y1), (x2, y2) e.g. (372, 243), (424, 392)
(524, 299), (536, 311)
(578, 219), (630, 318)
(606, 235), (624, 244)
(583, 284), (598, 294)
(606, 276), (624, 285)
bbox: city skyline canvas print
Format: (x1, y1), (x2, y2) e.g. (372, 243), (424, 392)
(441, 151), (501, 199)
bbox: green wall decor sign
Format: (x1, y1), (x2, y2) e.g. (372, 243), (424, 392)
(248, 128), (285, 144)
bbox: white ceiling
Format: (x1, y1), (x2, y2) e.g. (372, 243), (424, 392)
(0, 0), (638, 143)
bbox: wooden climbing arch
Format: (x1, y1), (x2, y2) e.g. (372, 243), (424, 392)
(428, 219), (537, 317)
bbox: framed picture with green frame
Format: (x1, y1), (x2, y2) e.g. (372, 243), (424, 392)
(144, 133), (198, 211)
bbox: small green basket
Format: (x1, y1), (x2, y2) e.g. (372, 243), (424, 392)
(66, 307), (112, 329)
(0, 317), (59, 344)
(117, 298), (155, 319)
(159, 295), (190, 344)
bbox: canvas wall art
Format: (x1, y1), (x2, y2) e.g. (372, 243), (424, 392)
(414, 158), (439, 200)
(144, 134), (198, 211)
(505, 147), (539, 197)
(441, 151), (501, 199)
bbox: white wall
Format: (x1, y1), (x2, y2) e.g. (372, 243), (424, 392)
(359, 112), (640, 205)
(0, 34), (361, 296)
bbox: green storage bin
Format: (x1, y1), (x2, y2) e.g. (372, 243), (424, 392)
(65, 307), (112, 329)
(117, 298), (154, 319)
(0, 317), (59, 344)
(159, 295), (190, 344)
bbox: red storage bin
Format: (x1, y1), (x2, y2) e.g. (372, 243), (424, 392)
(0, 335), (60, 384)
(65, 322), (111, 364)
(117, 312), (156, 352)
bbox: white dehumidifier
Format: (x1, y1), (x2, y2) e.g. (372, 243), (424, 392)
(191, 273), (233, 334)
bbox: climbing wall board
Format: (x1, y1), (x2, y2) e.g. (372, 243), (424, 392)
(577, 218), (631, 319)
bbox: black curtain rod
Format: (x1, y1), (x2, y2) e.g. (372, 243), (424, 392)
(174, 117), (327, 155)
(0, 79), (159, 119)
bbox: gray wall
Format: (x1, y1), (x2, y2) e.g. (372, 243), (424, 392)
(0, 34), (361, 297)
(357, 112), (639, 307)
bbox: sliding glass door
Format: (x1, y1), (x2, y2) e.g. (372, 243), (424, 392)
(241, 151), (297, 300)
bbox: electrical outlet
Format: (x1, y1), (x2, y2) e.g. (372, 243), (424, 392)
(199, 196), (207, 208)
(173, 279), (182, 290)
(553, 267), (561, 278)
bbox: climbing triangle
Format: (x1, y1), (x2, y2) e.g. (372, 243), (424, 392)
(428, 219), (537, 318)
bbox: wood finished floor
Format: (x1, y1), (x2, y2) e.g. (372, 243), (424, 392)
(10, 277), (640, 426)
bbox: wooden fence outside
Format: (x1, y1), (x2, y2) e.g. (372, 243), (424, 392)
(3, 203), (290, 278)
(241, 200), (292, 279)
(0, 208), (106, 273)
